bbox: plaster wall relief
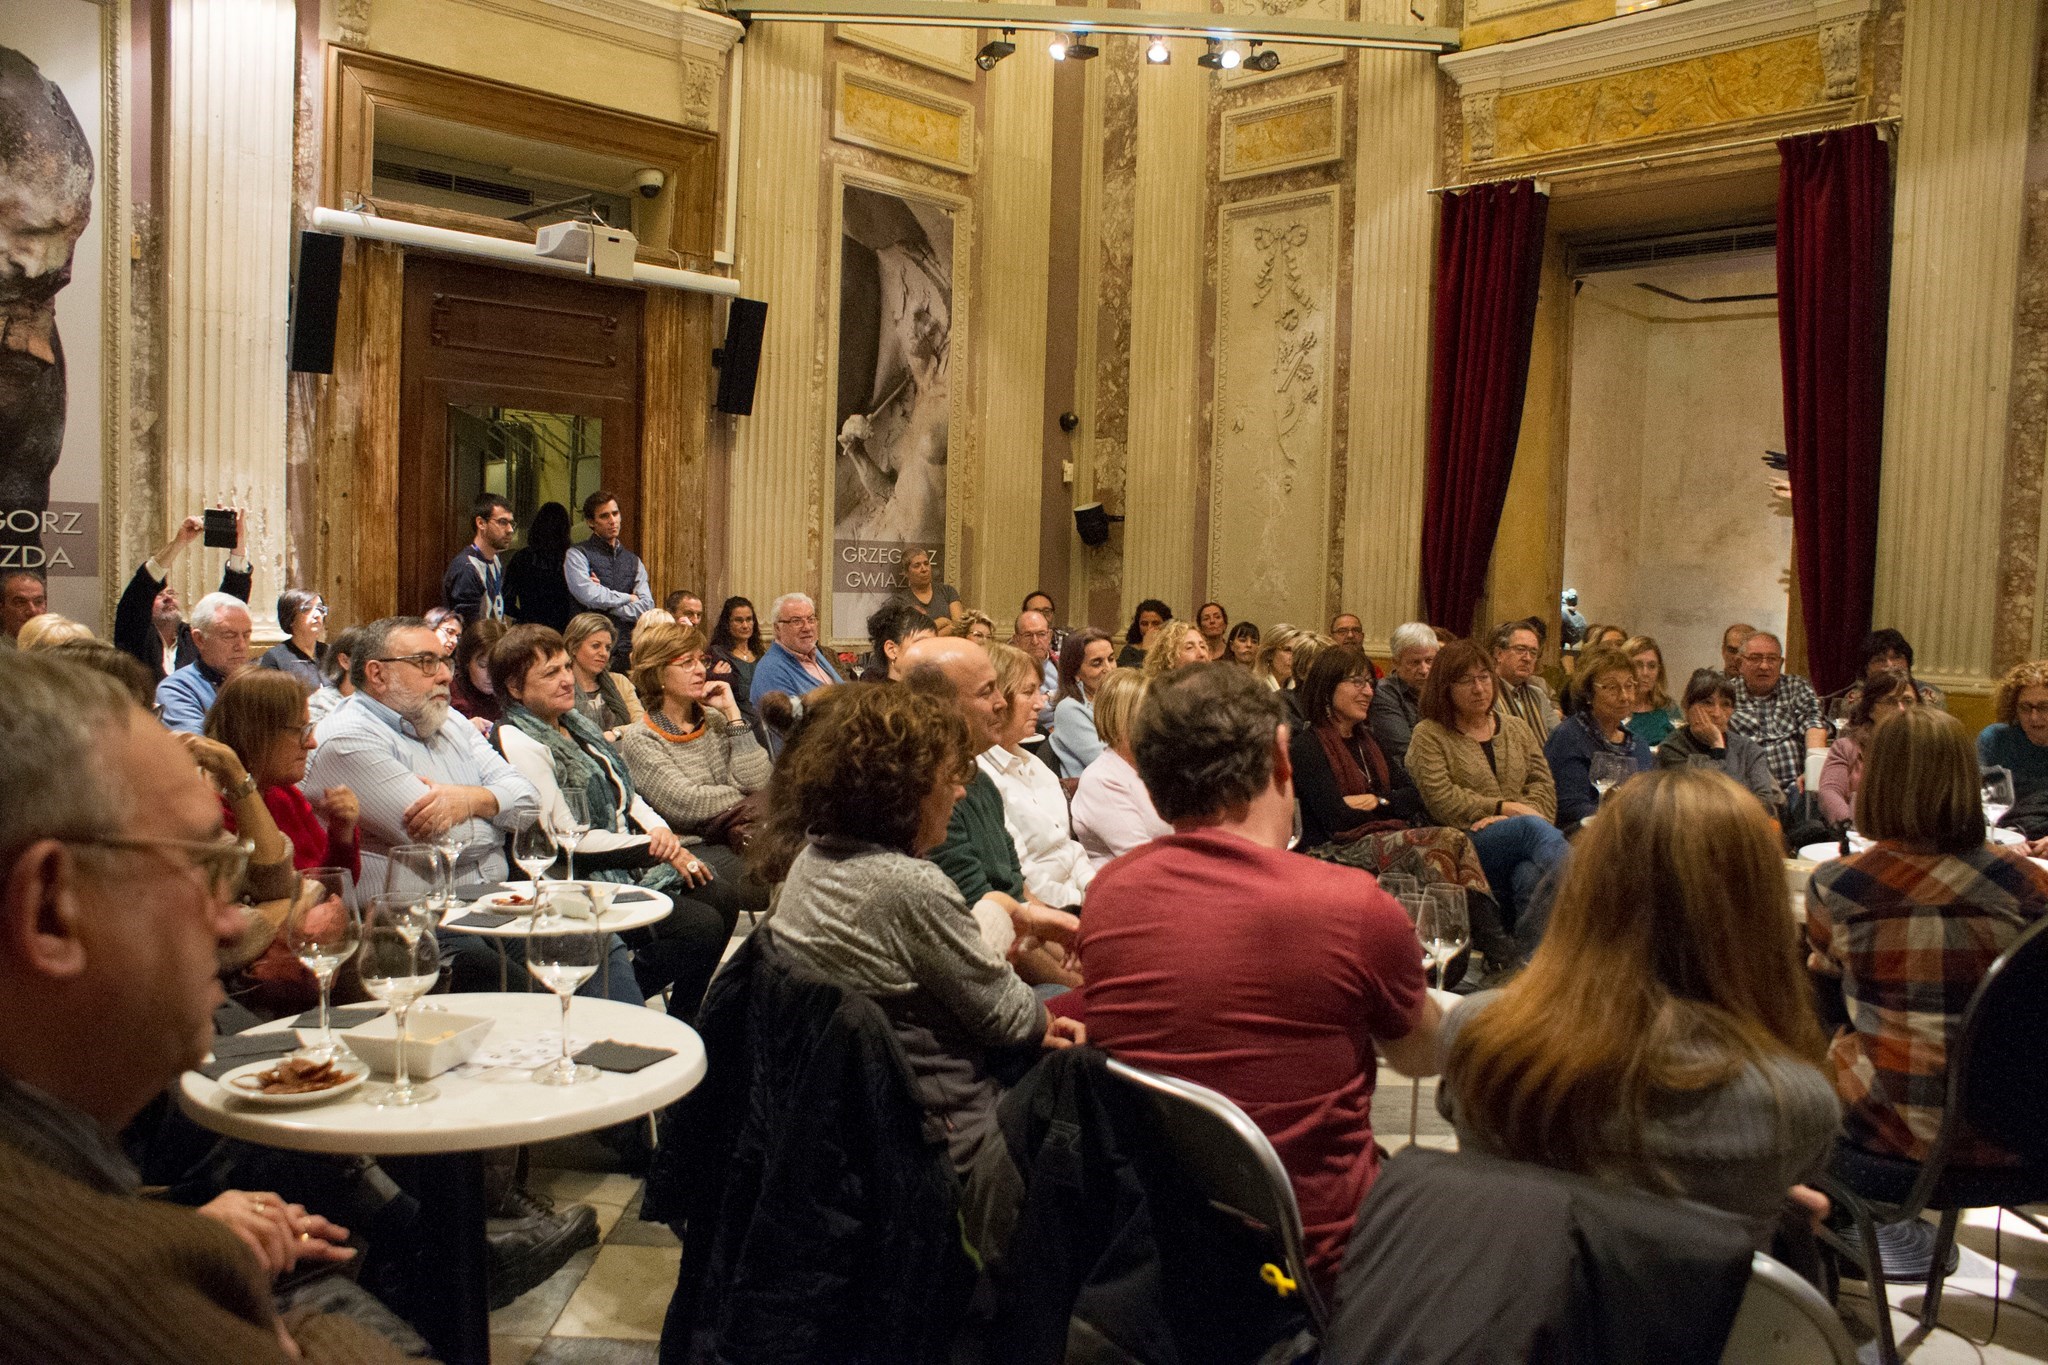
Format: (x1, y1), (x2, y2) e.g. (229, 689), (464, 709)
(2002, 18), (2048, 668)
(1220, 87), (1344, 181)
(1209, 187), (1340, 631)
(832, 64), (976, 173)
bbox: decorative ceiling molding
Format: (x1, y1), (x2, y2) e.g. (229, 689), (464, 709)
(1439, 0), (1872, 96)
(439, 0), (745, 54)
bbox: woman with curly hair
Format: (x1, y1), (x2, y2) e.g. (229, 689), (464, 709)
(750, 683), (1083, 1173)
(1981, 658), (2048, 810)
(1141, 618), (1208, 679)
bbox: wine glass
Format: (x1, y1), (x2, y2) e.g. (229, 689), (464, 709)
(286, 867), (360, 1062)
(1378, 872), (1420, 904)
(370, 891), (433, 946)
(358, 904), (443, 1107)
(585, 880), (618, 1000)
(1588, 754), (1632, 806)
(512, 822), (557, 898)
(1418, 887), (1470, 990)
(1984, 768), (2016, 831)
(558, 788), (592, 885)
(528, 906), (603, 1086)
(389, 843), (450, 920)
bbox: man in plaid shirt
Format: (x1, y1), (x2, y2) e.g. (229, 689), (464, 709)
(1727, 631), (1827, 794)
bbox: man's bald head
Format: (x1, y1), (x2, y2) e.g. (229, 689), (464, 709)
(902, 635), (1006, 754)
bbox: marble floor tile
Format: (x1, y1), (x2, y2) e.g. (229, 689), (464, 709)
(531, 1169), (641, 1210)
(552, 1245), (682, 1340)
(528, 1339), (661, 1364)
(489, 1246), (600, 1338)
(491, 1337), (542, 1365)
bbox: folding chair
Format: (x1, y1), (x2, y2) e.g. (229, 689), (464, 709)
(1104, 1058), (1330, 1336)
(1816, 913), (2048, 1364)
(1718, 1252), (1858, 1364)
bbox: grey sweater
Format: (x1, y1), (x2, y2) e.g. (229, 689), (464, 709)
(770, 840), (1046, 1172)
(1436, 992), (1839, 1239)
(615, 714), (770, 841)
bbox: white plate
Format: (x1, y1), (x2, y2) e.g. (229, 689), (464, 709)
(218, 1057), (368, 1106)
(1798, 838), (1870, 863)
(1990, 825), (2025, 847)
(479, 889), (544, 912)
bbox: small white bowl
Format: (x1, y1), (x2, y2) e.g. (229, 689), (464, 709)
(342, 1010), (492, 1079)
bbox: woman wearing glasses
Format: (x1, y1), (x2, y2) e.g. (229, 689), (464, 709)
(255, 589), (327, 690)
(1542, 645), (1654, 832)
(1980, 660), (2048, 811)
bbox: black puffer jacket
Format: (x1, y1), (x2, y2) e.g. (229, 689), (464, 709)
(648, 929), (973, 1365)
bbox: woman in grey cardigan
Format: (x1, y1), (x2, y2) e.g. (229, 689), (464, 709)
(1656, 669), (1783, 815)
(616, 621), (772, 922)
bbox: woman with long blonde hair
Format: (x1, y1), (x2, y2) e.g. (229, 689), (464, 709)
(1439, 766), (1838, 1231)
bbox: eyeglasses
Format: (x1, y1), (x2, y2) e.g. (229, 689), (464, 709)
(60, 831), (254, 900)
(1742, 653), (1783, 665)
(1592, 679), (1637, 697)
(1499, 644), (1538, 657)
(374, 653), (453, 674)
(1015, 629), (1051, 641)
(777, 615), (817, 628)
(665, 655), (707, 672)
(2017, 702), (2048, 718)
(1340, 675), (1374, 691)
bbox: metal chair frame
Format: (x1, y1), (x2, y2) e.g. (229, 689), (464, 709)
(1104, 1057), (1331, 1335)
(1815, 913), (2048, 1364)
(1718, 1251), (1861, 1365)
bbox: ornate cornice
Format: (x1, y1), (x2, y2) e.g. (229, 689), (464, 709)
(438, 0), (745, 54)
(1440, 0), (1874, 96)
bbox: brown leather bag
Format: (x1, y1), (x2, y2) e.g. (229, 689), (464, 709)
(702, 793), (765, 852)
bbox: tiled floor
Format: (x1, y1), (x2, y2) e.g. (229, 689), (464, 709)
(489, 1063), (2048, 1365)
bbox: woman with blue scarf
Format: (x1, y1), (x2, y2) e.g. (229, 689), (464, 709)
(490, 624), (738, 1019)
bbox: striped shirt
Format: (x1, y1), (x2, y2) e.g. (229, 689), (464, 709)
(1806, 844), (2048, 1163)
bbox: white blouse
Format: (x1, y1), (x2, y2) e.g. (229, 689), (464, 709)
(1069, 748), (1173, 873)
(977, 744), (1092, 908)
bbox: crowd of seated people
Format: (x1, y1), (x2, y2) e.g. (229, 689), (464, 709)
(17, 512), (2048, 1362)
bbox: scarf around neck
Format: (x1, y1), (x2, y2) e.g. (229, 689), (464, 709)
(501, 703), (634, 833)
(1314, 720), (1401, 844)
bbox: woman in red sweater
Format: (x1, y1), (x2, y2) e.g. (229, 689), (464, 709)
(208, 669), (360, 876)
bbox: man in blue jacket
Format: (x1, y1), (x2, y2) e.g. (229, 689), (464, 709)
(749, 592), (843, 753)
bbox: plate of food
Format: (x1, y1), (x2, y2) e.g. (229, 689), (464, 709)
(219, 1055), (368, 1105)
(479, 886), (542, 911)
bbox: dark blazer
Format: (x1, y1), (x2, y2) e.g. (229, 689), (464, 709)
(112, 559), (252, 683)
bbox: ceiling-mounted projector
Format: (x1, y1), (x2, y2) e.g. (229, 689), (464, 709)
(535, 220), (638, 281)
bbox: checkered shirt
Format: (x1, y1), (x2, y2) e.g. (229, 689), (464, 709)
(1806, 844), (2048, 1164)
(1729, 673), (1824, 792)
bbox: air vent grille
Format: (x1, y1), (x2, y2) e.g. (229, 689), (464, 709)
(373, 158), (536, 207)
(1571, 225), (1777, 276)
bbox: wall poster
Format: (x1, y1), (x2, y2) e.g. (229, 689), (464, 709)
(827, 170), (967, 644)
(0, 0), (123, 628)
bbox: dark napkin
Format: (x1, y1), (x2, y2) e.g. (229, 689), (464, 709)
(612, 889), (660, 904)
(199, 1034), (295, 1079)
(288, 1005), (388, 1030)
(453, 881), (513, 901)
(573, 1041), (676, 1073)
(445, 911), (518, 930)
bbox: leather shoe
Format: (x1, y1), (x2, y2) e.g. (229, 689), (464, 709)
(486, 1203), (600, 1308)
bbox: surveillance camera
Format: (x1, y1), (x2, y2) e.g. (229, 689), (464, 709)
(634, 168), (665, 199)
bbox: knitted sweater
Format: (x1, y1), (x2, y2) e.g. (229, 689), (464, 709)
(1405, 716), (1557, 829)
(615, 713), (770, 840)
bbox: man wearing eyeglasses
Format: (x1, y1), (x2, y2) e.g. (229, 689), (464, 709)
(748, 592), (844, 746)
(303, 616), (539, 899)
(0, 650), (415, 1362)
(111, 510), (253, 684)
(1013, 609), (1058, 737)
(157, 591), (257, 735)
(442, 493), (514, 623)
(1728, 630), (1828, 795)
(1490, 620), (1559, 741)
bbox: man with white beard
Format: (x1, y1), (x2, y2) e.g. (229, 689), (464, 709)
(305, 616), (539, 898)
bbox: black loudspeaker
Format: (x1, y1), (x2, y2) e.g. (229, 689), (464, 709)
(714, 298), (768, 415)
(288, 231), (346, 374)
(1074, 503), (1124, 547)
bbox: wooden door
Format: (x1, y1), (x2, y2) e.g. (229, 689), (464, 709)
(398, 256), (644, 616)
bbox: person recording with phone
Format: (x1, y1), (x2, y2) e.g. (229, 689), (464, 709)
(113, 509), (253, 684)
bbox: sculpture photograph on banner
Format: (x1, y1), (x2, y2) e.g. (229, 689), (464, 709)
(829, 176), (959, 642)
(0, 0), (120, 625)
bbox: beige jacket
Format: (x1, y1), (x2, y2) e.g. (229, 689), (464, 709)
(1405, 715), (1557, 829)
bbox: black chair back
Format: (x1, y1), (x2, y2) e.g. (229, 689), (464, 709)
(1953, 912), (2048, 1164)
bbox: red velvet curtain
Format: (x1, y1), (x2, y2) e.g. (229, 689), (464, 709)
(1777, 124), (1892, 698)
(1421, 180), (1549, 638)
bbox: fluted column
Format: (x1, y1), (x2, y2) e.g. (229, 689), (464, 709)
(726, 23), (826, 606)
(1344, 3), (1439, 651)
(971, 16), (1055, 616)
(165, 0), (297, 630)
(1874, 0), (2039, 687)
(1122, 53), (1207, 616)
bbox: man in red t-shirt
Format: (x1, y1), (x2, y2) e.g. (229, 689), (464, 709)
(1080, 662), (1441, 1285)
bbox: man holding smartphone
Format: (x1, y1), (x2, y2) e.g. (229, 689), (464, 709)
(112, 509), (252, 683)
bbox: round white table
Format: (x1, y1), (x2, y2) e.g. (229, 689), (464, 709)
(178, 994), (704, 1365)
(441, 886), (674, 939)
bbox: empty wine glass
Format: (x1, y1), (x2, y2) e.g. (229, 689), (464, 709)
(358, 904), (443, 1107)
(558, 789), (591, 885)
(1378, 872), (1420, 903)
(287, 867), (360, 1062)
(585, 880), (618, 999)
(389, 843), (451, 920)
(1589, 753), (1632, 806)
(528, 908), (603, 1086)
(1984, 767), (2016, 831)
(1418, 887), (1470, 991)
(370, 891), (433, 946)
(512, 822), (557, 899)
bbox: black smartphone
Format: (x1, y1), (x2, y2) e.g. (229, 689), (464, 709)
(202, 508), (238, 549)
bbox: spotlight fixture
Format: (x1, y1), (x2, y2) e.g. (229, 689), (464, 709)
(1064, 31), (1099, 60)
(1198, 37), (1242, 70)
(1244, 41), (1280, 71)
(1146, 36), (1171, 64)
(976, 30), (1015, 70)
(1047, 32), (1067, 58)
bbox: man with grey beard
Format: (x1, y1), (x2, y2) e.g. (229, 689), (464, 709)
(304, 616), (539, 898)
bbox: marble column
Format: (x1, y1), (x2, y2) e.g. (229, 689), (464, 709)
(971, 15), (1055, 617)
(1342, 2), (1439, 650)
(724, 22), (827, 608)
(1873, 0), (2039, 689)
(1121, 52), (1208, 616)
(165, 0), (298, 630)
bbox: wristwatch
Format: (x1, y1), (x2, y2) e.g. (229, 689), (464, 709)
(230, 772), (261, 801)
